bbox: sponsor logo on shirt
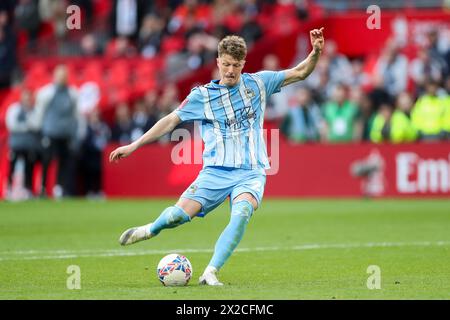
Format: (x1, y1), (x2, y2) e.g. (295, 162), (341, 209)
(224, 106), (255, 130)
(187, 184), (198, 194)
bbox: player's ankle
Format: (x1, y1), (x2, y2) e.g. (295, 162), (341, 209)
(204, 265), (219, 274)
(143, 223), (154, 238)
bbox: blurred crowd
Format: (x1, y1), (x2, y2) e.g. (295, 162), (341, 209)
(1, 0), (300, 86)
(2, 0), (450, 200)
(276, 32), (450, 144)
(5, 65), (186, 200)
(2, 0), (310, 199)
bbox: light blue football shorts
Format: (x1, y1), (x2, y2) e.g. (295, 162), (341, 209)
(180, 166), (267, 217)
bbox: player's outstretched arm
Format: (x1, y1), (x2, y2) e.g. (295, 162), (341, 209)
(109, 111), (181, 163)
(282, 27), (325, 87)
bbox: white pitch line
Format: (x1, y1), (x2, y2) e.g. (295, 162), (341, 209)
(0, 241), (449, 262)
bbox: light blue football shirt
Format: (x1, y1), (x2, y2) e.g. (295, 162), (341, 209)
(175, 71), (286, 170)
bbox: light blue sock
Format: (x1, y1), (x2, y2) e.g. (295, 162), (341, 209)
(149, 206), (191, 236)
(208, 200), (254, 270)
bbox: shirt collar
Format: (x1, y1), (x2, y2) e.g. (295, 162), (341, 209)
(210, 74), (243, 89)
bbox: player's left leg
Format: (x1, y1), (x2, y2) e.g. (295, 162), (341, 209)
(119, 166), (231, 246)
(119, 198), (201, 246)
(199, 193), (257, 286)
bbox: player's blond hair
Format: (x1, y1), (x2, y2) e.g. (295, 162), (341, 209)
(218, 35), (247, 61)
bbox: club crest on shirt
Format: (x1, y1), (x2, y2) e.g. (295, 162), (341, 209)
(244, 88), (255, 99)
(187, 184), (198, 194)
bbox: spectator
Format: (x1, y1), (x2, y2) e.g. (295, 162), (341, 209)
(305, 57), (334, 104)
(409, 47), (445, 95)
(143, 89), (160, 119)
(5, 89), (38, 199)
(392, 92), (418, 142)
(239, 17), (261, 49)
(369, 102), (393, 143)
(411, 81), (447, 141)
(370, 92), (417, 143)
(105, 36), (137, 58)
(110, 0), (147, 40)
(375, 39), (408, 97)
(423, 29), (449, 77)
(138, 14), (165, 58)
(157, 84), (180, 143)
(14, 0), (40, 49)
(211, 0), (238, 33)
(443, 76), (450, 139)
(80, 33), (102, 56)
(445, 75), (450, 94)
(80, 109), (110, 198)
(44, 0), (70, 39)
(77, 82), (101, 115)
(166, 30), (218, 80)
(262, 54), (290, 120)
(158, 84), (180, 119)
(348, 58), (370, 88)
(38, 0), (58, 22)
(321, 39), (352, 87)
(368, 74), (392, 113)
(111, 103), (134, 144)
(238, 3), (262, 48)
(322, 83), (361, 143)
(241, 0), (260, 17)
(167, 0), (212, 36)
(349, 86), (367, 141)
(186, 31), (218, 69)
(281, 87), (325, 143)
(358, 90), (376, 141)
(211, 23), (231, 43)
(0, 10), (16, 88)
(32, 65), (79, 198)
(131, 99), (156, 141)
(442, 91), (450, 139)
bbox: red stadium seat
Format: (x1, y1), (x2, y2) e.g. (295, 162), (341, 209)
(107, 62), (130, 87)
(132, 79), (157, 99)
(82, 60), (105, 84)
(161, 36), (185, 55)
(26, 77), (52, 91)
(26, 62), (48, 78)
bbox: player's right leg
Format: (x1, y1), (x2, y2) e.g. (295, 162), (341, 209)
(119, 198), (201, 246)
(199, 194), (257, 286)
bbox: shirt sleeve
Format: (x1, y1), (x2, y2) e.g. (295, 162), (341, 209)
(254, 70), (286, 96)
(174, 87), (205, 122)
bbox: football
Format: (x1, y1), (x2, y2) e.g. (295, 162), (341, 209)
(157, 254), (193, 286)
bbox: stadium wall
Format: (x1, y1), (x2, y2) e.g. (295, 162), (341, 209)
(323, 9), (450, 57)
(103, 142), (450, 198)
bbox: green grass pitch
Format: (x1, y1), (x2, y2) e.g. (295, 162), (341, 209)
(0, 198), (449, 299)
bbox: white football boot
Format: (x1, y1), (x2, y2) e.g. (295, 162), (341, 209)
(119, 223), (154, 246)
(199, 266), (224, 286)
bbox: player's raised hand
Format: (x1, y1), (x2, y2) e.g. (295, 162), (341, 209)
(109, 144), (137, 163)
(310, 27), (325, 53)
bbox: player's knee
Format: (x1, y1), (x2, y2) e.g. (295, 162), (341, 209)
(233, 193), (258, 210)
(231, 200), (254, 221)
(175, 198), (202, 218)
(165, 206), (191, 225)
